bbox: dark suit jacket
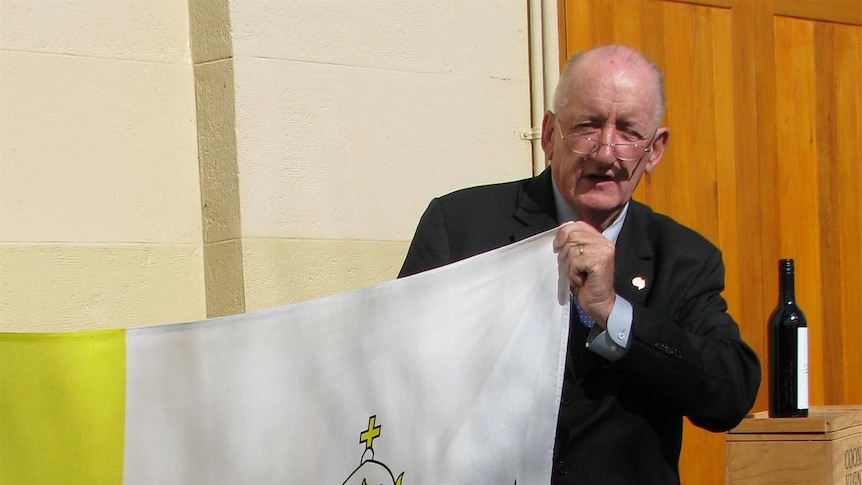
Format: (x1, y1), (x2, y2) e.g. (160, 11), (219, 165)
(399, 168), (761, 485)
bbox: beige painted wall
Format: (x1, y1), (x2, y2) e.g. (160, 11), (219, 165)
(0, 1), (205, 331)
(230, 1), (534, 310)
(0, 0), (537, 332)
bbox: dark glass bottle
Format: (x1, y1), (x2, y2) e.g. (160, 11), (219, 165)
(768, 259), (809, 418)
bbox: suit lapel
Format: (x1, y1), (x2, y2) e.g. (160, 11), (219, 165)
(512, 169), (656, 306)
(510, 168), (558, 241)
(614, 201), (654, 307)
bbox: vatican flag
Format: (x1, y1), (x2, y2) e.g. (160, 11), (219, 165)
(0, 230), (570, 485)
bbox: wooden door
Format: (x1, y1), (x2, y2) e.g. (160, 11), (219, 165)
(557, 0), (861, 482)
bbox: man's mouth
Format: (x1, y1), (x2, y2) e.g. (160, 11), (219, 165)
(585, 173), (615, 182)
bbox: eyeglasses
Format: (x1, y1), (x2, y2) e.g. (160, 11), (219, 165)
(556, 121), (656, 162)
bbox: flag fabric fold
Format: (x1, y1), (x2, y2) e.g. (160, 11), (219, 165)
(1, 229), (569, 485)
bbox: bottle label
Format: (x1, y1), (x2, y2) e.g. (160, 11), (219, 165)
(797, 327), (809, 410)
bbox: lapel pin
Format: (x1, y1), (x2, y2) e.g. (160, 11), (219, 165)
(631, 276), (647, 291)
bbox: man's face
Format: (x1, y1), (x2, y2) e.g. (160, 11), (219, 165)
(542, 54), (669, 229)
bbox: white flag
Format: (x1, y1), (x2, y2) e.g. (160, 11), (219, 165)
(1, 229), (569, 485)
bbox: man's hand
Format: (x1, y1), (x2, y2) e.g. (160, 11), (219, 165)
(553, 221), (616, 327)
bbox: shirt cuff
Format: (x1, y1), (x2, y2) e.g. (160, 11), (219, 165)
(585, 295), (633, 361)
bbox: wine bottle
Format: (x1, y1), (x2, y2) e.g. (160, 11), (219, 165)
(768, 258), (809, 418)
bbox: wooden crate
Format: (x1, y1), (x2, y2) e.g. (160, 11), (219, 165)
(726, 405), (861, 484)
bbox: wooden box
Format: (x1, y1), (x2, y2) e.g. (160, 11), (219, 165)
(726, 405), (861, 485)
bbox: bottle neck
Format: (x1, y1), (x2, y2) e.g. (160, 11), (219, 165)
(778, 260), (796, 304)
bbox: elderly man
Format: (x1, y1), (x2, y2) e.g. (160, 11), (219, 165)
(399, 45), (760, 484)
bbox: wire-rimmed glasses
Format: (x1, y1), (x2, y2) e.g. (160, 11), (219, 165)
(556, 121), (656, 162)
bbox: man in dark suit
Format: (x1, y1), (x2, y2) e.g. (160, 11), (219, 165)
(399, 45), (761, 484)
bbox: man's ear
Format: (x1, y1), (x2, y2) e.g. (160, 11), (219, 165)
(541, 111), (556, 160)
(644, 127), (669, 174)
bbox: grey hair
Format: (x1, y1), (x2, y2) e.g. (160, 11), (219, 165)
(551, 45), (666, 124)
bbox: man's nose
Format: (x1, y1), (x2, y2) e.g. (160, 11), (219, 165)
(591, 141), (617, 166)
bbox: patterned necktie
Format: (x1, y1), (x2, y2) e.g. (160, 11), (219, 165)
(572, 296), (595, 328)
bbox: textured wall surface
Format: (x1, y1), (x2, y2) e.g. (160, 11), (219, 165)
(0, 0), (535, 330)
(0, 1), (204, 331)
(229, 1), (534, 309)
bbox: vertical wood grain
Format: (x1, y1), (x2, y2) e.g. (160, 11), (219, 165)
(736, 0), (777, 416)
(774, 17), (825, 405)
(712, 13), (741, 326)
(813, 23), (862, 404)
(813, 22), (844, 407)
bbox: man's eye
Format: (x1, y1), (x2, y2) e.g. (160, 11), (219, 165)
(572, 126), (599, 136)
